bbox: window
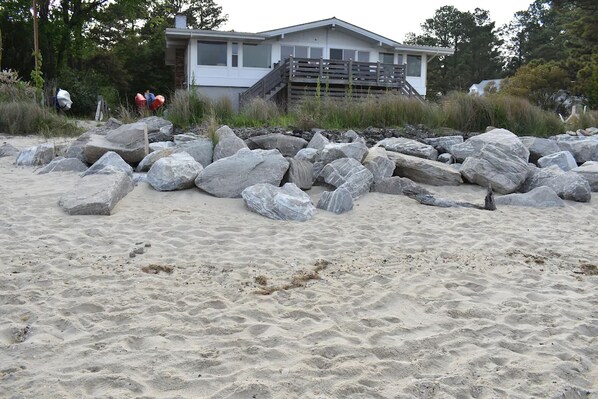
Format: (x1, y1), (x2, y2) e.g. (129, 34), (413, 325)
(281, 45), (294, 59)
(331, 48), (368, 61)
(295, 46), (308, 58)
(407, 55), (421, 77)
(358, 51), (369, 62)
(379, 52), (394, 64)
(310, 47), (323, 59)
(232, 43), (238, 67)
(197, 41), (227, 66)
(397, 54), (404, 65)
(342, 49), (355, 61)
(243, 43), (272, 68)
(330, 48), (343, 60)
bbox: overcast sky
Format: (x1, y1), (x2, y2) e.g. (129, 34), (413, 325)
(216, 0), (533, 42)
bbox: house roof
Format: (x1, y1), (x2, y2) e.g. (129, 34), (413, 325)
(166, 17), (454, 56)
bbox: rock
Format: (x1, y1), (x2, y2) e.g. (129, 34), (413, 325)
(295, 148), (319, 162)
(556, 139), (598, 164)
(377, 137), (438, 160)
(342, 129), (361, 142)
(317, 187), (353, 214)
(146, 152), (203, 191)
(363, 146), (388, 163)
(520, 137), (561, 164)
(537, 151), (577, 171)
(460, 145), (529, 194)
(372, 177), (432, 197)
(571, 162), (598, 191)
(59, 171), (134, 215)
(450, 129), (529, 162)
(422, 135), (464, 154)
(522, 165), (591, 202)
(83, 151), (133, 177)
(15, 143), (55, 166)
(174, 133), (201, 145)
(64, 132), (92, 162)
(285, 158), (313, 190)
(320, 158), (374, 199)
(38, 157), (88, 174)
(386, 151), (463, 186)
(242, 183), (315, 221)
(195, 148), (289, 198)
(437, 153), (454, 164)
(84, 122), (149, 164)
(495, 186), (565, 208)
(136, 147), (176, 172)
(318, 142), (369, 164)
(0, 142), (19, 158)
(149, 141), (176, 152)
(213, 125), (247, 161)
(176, 138), (213, 167)
(138, 116), (173, 142)
(245, 133), (307, 157)
(307, 132), (329, 151)
(133, 173), (147, 184)
(364, 154), (395, 184)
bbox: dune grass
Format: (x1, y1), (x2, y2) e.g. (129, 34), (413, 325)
(0, 101), (81, 137)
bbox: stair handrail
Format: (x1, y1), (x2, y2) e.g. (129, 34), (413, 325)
(239, 58), (290, 106)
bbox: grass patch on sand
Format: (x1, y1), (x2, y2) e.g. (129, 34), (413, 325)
(255, 259), (331, 295)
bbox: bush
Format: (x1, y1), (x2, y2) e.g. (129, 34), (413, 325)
(0, 69), (36, 102)
(0, 101), (81, 137)
(166, 89), (210, 128)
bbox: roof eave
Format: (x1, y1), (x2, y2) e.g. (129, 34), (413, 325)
(394, 45), (455, 56)
(165, 28), (266, 42)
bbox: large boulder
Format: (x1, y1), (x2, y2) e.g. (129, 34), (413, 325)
(571, 162), (598, 191)
(83, 151), (133, 177)
(318, 142), (369, 164)
(317, 187), (353, 214)
(245, 133), (307, 157)
(295, 148), (319, 162)
(460, 145), (529, 194)
(146, 152), (203, 191)
(176, 138), (213, 167)
(522, 165), (591, 202)
(64, 132), (92, 162)
(495, 186), (565, 208)
(38, 157), (87, 174)
(138, 116), (173, 142)
(307, 132), (329, 151)
(320, 158), (373, 199)
(242, 183), (315, 221)
(372, 177), (432, 198)
(364, 154), (395, 184)
(213, 125), (247, 162)
(84, 122), (149, 164)
(136, 147), (176, 172)
(377, 138), (438, 160)
(149, 141), (176, 152)
(520, 137), (561, 164)
(0, 142), (19, 158)
(195, 148), (289, 198)
(15, 143), (55, 166)
(450, 129), (529, 162)
(422, 135), (464, 154)
(537, 151), (577, 171)
(285, 158), (313, 190)
(386, 151), (463, 186)
(556, 139), (598, 164)
(59, 171), (134, 215)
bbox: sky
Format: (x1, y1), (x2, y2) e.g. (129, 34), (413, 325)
(216, 0), (534, 42)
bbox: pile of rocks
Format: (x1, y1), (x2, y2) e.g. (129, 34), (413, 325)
(6, 116), (598, 220)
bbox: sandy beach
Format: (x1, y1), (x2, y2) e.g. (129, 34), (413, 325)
(1, 135), (597, 398)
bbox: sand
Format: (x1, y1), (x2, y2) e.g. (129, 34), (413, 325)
(1, 135), (597, 398)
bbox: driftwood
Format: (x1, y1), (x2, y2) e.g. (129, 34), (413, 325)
(413, 186), (496, 211)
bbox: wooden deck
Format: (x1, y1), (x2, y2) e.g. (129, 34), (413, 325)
(239, 57), (423, 109)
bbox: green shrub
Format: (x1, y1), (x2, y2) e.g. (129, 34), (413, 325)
(0, 101), (81, 137)
(0, 69), (36, 102)
(166, 89), (209, 128)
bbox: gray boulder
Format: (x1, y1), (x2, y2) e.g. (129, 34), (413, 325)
(59, 171), (134, 215)
(437, 153), (454, 164)
(83, 151), (133, 177)
(422, 135), (464, 154)
(460, 145), (529, 194)
(342, 129), (362, 143)
(556, 139), (598, 164)
(386, 151), (463, 186)
(195, 148), (289, 198)
(364, 154), (395, 184)
(64, 132), (92, 162)
(571, 162), (598, 191)
(320, 158), (374, 199)
(372, 177), (432, 198)
(285, 158), (313, 190)
(213, 125), (247, 161)
(317, 187), (353, 214)
(295, 148), (319, 162)
(0, 142), (19, 158)
(138, 116), (173, 142)
(520, 137), (561, 164)
(245, 133), (307, 157)
(15, 143), (55, 166)
(319, 142), (369, 164)
(176, 138), (213, 167)
(522, 165), (591, 202)
(174, 133), (201, 145)
(495, 186), (565, 208)
(84, 122), (149, 164)
(149, 141), (176, 152)
(377, 137), (438, 160)
(136, 147), (176, 172)
(307, 132), (329, 151)
(450, 129), (529, 162)
(537, 151), (577, 171)
(242, 183), (315, 221)
(38, 157), (87, 174)
(146, 152), (203, 191)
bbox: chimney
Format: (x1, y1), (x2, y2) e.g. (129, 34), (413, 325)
(175, 15), (187, 29)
